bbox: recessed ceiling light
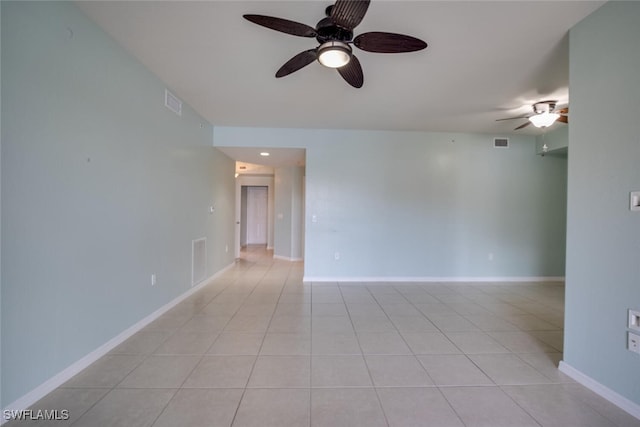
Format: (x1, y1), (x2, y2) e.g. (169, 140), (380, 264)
(260, 152), (270, 156)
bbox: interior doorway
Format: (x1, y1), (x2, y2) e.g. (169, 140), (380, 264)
(240, 186), (268, 247)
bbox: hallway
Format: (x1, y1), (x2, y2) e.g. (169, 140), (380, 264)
(7, 248), (638, 426)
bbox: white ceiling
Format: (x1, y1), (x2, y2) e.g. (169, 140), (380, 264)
(218, 147), (306, 169)
(77, 1), (603, 165)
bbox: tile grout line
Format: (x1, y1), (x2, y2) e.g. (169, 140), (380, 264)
(308, 279), (314, 427)
(70, 270), (240, 426)
(227, 254), (270, 427)
(338, 282), (392, 427)
(43, 252), (616, 427)
(227, 254), (295, 427)
(145, 264), (247, 427)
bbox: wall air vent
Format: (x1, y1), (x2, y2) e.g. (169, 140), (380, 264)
(494, 137), (509, 148)
(165, 89), (182, 116)
(192, 238), (206, 286)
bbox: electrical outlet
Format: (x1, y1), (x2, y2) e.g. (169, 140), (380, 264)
(629, 309), (640, 331)
(628, 332), (640, 354)
(630, 191), (640, 211)
(334, 252), (340, 261)
(225, 245), (229, 253)
(151, 274), (156, 286)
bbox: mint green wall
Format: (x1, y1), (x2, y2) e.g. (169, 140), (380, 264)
(0, 1), (3, 409)
(291, 166), (304, 260)
(565, 1), (640, 404)
(274, 166), (304, 260)
(1, 2), (235, 406)
(215, 127), (567, 279)
(536, 126), (568, 156)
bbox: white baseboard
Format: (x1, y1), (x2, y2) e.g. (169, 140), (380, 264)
(273, 255), (304, 262)
(303, 276), (565, 284)
(559, 361), (640, 420)
(1, 262), (235, 420)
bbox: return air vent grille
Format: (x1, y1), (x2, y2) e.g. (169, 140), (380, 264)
(494, 137), (509, 148)
(165, 89), (182, 116)
(192, 238), (206, 286)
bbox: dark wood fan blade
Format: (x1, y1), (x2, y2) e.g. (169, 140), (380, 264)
(496, 115), (531, 122)
(514, 121), (531, 130)
(354, 32), (427, 53)
(276, 49), (318, 78)
(243, 14), (316, 37)
(337, 55), (363, 88)
(557, 115), (568, 124)
(330, 0), (370, 30)
(557, 107), (568, 114)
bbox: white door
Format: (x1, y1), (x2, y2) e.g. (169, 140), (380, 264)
(246, 186), (268, 245)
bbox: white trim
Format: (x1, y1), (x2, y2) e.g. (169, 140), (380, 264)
(273, 255), (303, 262)
(303, 276), (565, 284)
(559, 361), (640, 420)
(1, 262), (235, 420)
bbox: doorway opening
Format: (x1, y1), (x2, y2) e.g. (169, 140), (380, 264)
(223, 148), (306, 261)
(240, 185), (268, 248)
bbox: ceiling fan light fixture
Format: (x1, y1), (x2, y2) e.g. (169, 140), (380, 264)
(529, 112), (560, 128)
(317, 41), (352, 68)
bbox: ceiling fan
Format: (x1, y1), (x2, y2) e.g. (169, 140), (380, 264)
(496, 101), (568, 130)
(243, 0), (427, 88)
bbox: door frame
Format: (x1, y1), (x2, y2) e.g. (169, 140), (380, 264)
(235, 176), (274, 258)
(244, 185), (268, 245)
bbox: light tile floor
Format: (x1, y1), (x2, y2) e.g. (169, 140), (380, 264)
(8, 246), (640, 426)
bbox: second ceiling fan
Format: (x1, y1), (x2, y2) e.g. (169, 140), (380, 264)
(497, 101), (569, 130)
(243, 0), (428, 88)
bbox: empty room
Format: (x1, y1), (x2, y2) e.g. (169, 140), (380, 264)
(1, 1), (639, 426)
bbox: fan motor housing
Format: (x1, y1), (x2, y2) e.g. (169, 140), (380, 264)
(315, 17), (353, 43)
(533, 100), (557, 114)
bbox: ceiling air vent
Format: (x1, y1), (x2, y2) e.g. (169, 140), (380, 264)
(165, 89), (182, 116)
(494, 137), (509, 148)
